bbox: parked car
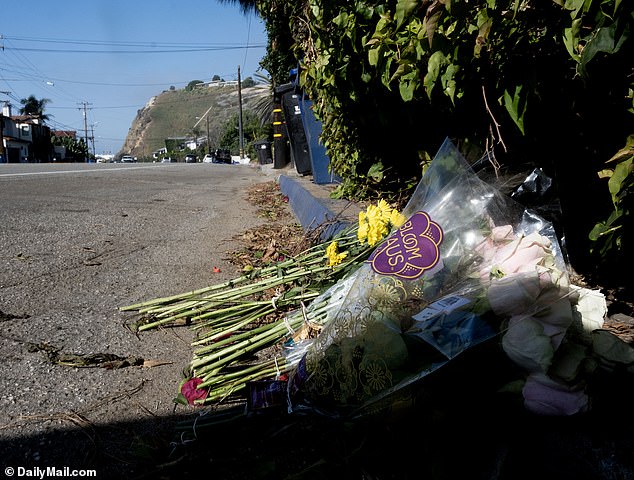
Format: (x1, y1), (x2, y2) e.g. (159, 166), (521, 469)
(202, 154), (215, 163)
(213, 148), (232, 164)
(184, 154), (198, 163)
(121, 155), (136, 163)
(161, 156), (176, 163)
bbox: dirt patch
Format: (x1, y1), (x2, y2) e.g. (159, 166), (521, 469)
(225, 181), (311, 271)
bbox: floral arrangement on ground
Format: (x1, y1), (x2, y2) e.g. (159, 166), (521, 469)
(121, 140), (634, 432)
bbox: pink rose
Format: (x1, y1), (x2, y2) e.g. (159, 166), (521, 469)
(478, 230), (553, 281)
(492, 232), (552, 275)
(491, 225), (515, 242)
(474, 225), (515, 264)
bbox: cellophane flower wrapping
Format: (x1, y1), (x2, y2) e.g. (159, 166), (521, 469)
(283, 138), (575, 418)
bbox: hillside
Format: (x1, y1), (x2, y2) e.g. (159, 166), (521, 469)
(120, 83), (270, 159)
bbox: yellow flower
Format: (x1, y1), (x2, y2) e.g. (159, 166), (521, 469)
(365, 204), (382, 223)
(367, 220), (389, 246)
(356, 200), (406, 246)
(376, 199), (393, 218)
(325, 241), (348, 267)
(389, 210), (406, 228)
(357, 220), (369, 243)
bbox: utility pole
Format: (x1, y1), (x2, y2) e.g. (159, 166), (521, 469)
(0, 110), (4, 162)
(78, 101), (92, 162)
(206, 115), (210, 154)
(0, 93), (9, 162)
(237, 66), (244, 159)
(90, 123), (96, 159)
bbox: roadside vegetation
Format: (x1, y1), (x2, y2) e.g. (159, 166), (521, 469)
(226, 0), (632, 299)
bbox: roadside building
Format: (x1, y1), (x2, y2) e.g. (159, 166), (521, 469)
(1, 103), (53, 163)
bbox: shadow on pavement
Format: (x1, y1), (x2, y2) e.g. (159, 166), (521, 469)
(2, 346), (633, 480)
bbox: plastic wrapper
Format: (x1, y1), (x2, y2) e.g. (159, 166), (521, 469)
(282, 139), (575, 418)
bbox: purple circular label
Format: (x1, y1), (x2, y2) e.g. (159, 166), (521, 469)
(367, 211), (443, 279)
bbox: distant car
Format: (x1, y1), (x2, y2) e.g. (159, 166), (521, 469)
(184, 154), (198, 163)
(161, 156), (176, 163)
(121, 155), (136, 163)
(213, 148), (232, 164)
(202, 154), (215, 163)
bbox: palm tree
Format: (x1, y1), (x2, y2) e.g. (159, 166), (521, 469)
(251, 72), (274, 127)
(19, 95), (51, 121)
(216, 0), (258, 14)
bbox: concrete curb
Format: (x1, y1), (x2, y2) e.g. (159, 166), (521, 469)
(258, 163), (363, 241)
(278, 175), (349, 241)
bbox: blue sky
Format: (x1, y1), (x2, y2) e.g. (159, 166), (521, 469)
(1, 0), (268, 155)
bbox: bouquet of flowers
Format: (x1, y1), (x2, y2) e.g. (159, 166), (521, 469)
(280, 138), (581, 418)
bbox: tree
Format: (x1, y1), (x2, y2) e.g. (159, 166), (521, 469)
(218, 111), (268, 157)
(186, 80), (204, 91)
(19, 95), (51, 121)
(250, 73), (273, 127)
(216, 0), (257, 14)
(241, 76), (256, 88)
(51, 133), (88, 162)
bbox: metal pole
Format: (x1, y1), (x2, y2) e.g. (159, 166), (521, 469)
(206, 115), (210, 154)
(0, 112), (5, 162)
(90, 124), (96, 159)
(237, 66), (244, 159)
(79, 101), (91, 162)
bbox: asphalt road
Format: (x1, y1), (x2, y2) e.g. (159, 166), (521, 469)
(0, 162), (274, 477)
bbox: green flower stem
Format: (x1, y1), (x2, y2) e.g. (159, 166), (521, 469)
(192, 317), (302, 376)
(200, 358), (285, 389)
(135, 299), (245, 331)
(121, 229), (358, 315)
(146, 262), (329, 319)
(192, 315), (266, 349)
(120, 253), (317, 313)
(191, 304), (273, 341)
(136, 279), (319, 332)
(193, 315), (280, 354)
(189, 295), (332, 381)
(192, 290), (320, 326)
(191, 302), (270, 328)
(119, 277), (252, 312)
(136, 280), (330, 332)
(192, 290), (320, 345)
(193, 315), (298, 359)
(201, 364), (288, 403)
(138, 283), (290, 330)
(122, 234), (364, 332)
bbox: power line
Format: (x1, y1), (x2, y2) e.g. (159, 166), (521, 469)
(7, 45), (265, 54)
(0, 65), (242, 88)
(3, 35), (263, 48)
(1, 34), (265, 54)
